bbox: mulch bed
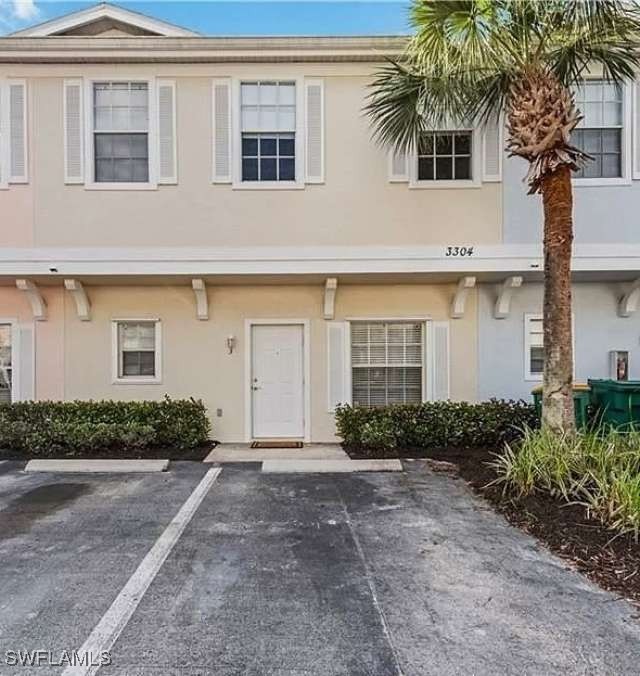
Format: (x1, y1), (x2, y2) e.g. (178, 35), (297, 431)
(346, 445), (640, 606)
(0, 441), (216, 462)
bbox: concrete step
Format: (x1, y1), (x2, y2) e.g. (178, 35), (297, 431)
(24, 459), (169, 473)
(261, 458), (402, 473)
(205, 445), (348, 463)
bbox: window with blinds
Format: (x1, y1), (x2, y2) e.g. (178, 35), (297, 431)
(351, 322), (423, 407)
(525, 315), (544, 380)
(116, 321), (157, 379)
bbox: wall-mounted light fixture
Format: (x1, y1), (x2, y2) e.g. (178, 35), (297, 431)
(226, 335), (236, 354)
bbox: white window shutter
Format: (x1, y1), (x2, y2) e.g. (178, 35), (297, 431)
(633, 82), (640, 179)
(431, 321), (450, 401)
(16, 323), (34, 401)
(304, 78), (324, 183)
(482, 116), (502, 182)
(327, 321), (351, 411)
(212, 78), (232, 183)
(64, 79), (84, 184)
(0, 83), (5, 186)
(9, 80), (27, 183)
(388, 150), (409, 182)
(157, 80), (177, 185)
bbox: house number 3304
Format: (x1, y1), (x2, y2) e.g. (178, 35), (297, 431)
(445, 246), (475, 257)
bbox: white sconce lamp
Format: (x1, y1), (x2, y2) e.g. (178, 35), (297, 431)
(226, 335), (236, 355)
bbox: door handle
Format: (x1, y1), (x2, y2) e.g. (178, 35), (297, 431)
(251, 384), (262, 391)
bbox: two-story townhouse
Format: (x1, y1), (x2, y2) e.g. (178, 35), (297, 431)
(1, 3), (639, 443)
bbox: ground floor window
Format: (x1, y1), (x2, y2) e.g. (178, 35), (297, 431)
(525, 314), (544, 380)
(114, 320), (161, 382)
(351, 321), (423, 407)
(0, 324), (12, 403)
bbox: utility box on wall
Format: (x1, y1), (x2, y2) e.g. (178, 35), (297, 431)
(610, 350), (630, 381)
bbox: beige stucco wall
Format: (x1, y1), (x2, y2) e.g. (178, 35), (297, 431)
(56, 282), (478, 442)
(0, 286), (64, 400)
(0, 63), (502, 249)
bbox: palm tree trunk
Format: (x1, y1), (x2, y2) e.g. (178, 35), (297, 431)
(540, 164), (576, 435)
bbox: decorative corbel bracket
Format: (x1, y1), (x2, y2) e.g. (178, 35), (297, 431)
(192, 279), (209, 320)
(64, 279), (91, 321)
(618, 278), (640, 318)
(16, 279), (47, 321)
(324, 277), (338, 320)
(494, 276), (523, 319)
(451, 276), (476, 319)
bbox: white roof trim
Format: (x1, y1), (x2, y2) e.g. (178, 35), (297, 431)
(10, 3), (198, 38)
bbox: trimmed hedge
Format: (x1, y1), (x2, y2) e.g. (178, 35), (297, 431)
(335, 399), (538, 454)
(0, 397), (211, 457)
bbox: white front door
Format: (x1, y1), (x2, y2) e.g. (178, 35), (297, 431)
(251, 324), (304, 438)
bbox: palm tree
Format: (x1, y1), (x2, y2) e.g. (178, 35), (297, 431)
(366, 0), (640, 434)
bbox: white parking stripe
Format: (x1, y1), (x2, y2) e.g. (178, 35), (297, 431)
(63, 467), (222, 676)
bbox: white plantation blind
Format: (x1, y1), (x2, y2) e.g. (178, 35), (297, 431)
(0, 84), (4, 185)
(212, 78), (232, 183)
(64, 79), (84, 184)
(482, 116), (502, 182)
(327, 321), (351, 411)
(9, 80), (27, 183)
(157, 80), (177, 184)
(305, 79), (324, 183)
(389, 150), (409, 182)
(431, 321), (450, 401)
(351, 321), (423, 407)
(17, 323), (34, 401)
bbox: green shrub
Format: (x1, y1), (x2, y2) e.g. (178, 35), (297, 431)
(494, 427), (640, 538)
(0, 397), (211, 457)
(335, 399), (538, 453)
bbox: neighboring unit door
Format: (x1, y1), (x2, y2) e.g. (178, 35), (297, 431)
(0, 324), (13, 403)
(251, 324), (304, 438)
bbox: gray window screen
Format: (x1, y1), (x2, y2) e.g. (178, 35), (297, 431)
(94, 82), (149, 183)
(351, 322), (423, 407)
(418, 131), (472, 181)
(240, 81), (296, 182)
(573, 80), (622, 179)
(117, 321), (156, 378)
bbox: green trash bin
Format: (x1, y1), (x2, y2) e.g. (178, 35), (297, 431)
(587, 379), (640, 428)
(532, 383), (591, 429)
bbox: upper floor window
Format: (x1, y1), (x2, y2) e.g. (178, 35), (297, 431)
(417, 131), (473, 181)
(351, 321), (424, 407)
(93, 82), (149, 183)
(240, 81), (296, 182)
(573, 80), (622, 179)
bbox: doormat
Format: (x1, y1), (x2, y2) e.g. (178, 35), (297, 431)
(250, 441), (304, 449)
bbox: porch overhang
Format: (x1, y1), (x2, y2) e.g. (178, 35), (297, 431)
(0, 244), (639, 284)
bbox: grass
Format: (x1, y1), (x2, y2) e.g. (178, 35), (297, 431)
(492, 427), (640, 539)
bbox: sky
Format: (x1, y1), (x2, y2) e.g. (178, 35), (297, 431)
(0, 0), (412, 36)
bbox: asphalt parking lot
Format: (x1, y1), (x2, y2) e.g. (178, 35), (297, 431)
(0, 459), (639, 675)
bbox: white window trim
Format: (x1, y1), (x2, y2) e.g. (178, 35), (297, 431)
(111, 318), (162, 384)
(573, 79), (632, 188)
(0, 78), (10, 189)
(524, 313), (576, 382)
(409, 127), (482, 190)
(84, 78), (158, 191)
(0, 318), (19, 402)
(347, 318), (428, 404)
(231, 77), (306, 191)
